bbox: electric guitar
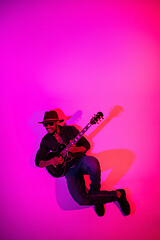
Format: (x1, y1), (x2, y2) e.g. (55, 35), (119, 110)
(44, 112), (104, 177)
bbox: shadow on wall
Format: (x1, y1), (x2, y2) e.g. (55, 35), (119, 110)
(92, 149), (135, 191)
(54, 106), (135, 213)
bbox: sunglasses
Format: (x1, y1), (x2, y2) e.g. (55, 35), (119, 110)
(43, 122), (55, 127)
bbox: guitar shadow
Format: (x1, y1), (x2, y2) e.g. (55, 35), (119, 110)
(54, 106), (135, 213)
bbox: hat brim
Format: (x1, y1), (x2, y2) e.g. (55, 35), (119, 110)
(38, 119), (64, 124)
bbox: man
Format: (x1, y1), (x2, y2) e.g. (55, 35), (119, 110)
(35, 110), (130, 217)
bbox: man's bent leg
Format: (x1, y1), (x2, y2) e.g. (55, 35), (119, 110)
(79, 156), (101, 193)
(66, 168), (118, 206)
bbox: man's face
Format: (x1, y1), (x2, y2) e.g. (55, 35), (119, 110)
(43, 121), (58, 134)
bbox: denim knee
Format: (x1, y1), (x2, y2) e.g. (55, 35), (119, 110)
(84, 156), (100, 173)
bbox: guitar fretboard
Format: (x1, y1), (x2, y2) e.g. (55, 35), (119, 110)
(60, 123), (91, 157)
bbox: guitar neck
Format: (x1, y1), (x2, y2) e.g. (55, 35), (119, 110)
(60, 123), (91, 157)
(69, 123), (91, 146)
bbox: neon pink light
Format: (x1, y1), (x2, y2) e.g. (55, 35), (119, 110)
(1, 1), (160, 240)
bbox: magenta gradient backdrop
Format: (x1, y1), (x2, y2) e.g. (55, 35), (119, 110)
(1, 1), (160, 240)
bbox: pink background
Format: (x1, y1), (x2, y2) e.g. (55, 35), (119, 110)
(1, 1), (160, 240)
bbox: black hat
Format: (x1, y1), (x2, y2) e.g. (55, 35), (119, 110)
(38, 110), (64, 123)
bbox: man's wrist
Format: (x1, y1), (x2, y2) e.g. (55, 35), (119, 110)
(76, 146), (87, 153)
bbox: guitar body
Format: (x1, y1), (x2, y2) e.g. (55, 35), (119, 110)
(44, 143), (73, 178)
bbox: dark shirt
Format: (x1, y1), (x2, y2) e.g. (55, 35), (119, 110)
(35, 125), (91, 175)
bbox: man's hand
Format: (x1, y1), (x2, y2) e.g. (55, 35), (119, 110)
(51, 156), (64, 167)
(68, 145), (87, 153)
(39, 156), (64, 168)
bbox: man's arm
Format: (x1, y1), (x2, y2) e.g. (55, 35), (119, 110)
(68, 145), (87, 153)
(38, 145), (86, 167)
(39, 156), (64, 168)
(35, 138), (54, 167)
(70, 126), (91, 152)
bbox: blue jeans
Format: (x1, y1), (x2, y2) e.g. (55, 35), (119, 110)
(65, 156), (118, 205)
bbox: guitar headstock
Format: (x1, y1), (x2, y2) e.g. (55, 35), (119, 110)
(90, 112), (104, 125)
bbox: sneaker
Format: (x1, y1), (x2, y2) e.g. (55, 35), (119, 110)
(117, 189), (130, 216)
(94, 204), (105, 217)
